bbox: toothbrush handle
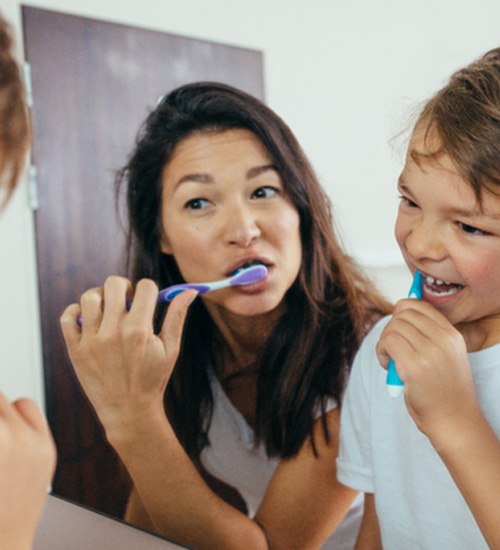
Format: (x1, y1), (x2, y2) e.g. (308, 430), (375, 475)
(386, 270), (423, 397)
(386, 359), (404, 396)
(77, 266), (267, 325)
(158, 283), (211, 302)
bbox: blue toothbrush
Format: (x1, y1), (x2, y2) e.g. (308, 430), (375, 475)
(386, 270), (423, 397)
(76, 264), (267, 326)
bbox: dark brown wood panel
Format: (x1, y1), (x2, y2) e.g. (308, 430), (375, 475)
(22, 5), (264, 520)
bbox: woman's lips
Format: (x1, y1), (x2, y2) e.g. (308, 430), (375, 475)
(235, 276), (268, 294)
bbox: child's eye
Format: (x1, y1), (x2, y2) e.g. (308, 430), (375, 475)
(398, 194), (418, 208)
(458, 222), (489, 236)
(252, 186), (279, 199)
(185, 198), (209, 210)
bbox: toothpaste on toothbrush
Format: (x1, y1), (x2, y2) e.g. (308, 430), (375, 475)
(386, 270), (423, 397)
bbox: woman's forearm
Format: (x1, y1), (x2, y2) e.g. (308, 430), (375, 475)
(107, 412), (268, 550)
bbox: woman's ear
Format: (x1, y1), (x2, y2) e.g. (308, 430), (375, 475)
(160, 237), (172, 254)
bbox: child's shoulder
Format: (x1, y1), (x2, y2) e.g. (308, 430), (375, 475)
(363, 315), (392, 347)
(353, 315), (392, 366)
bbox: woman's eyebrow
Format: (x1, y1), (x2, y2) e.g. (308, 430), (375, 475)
(175, 173), (213, 188)
(174, 164), (278, 189)
(246, 164), (278, 179)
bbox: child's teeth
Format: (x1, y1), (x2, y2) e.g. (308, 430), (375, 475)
(424, 274), (464, 297)
(426, 276), (451, 286)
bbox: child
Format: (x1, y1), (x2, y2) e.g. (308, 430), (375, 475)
(0, 12), (56, 550)
(337, 48), (500, 549)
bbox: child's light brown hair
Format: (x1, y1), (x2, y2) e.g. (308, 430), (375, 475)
(0, 13), (29, 208)
(412, 47), (500, 202)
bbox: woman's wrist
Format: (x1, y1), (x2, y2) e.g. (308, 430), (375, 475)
(103, 401), (171, 451)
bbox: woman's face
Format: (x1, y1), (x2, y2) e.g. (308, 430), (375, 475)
(160, 128), (302, 318)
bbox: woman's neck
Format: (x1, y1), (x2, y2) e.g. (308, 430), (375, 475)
(207, 303), (284, 379)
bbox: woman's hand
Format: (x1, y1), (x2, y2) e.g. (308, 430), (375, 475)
(60, 276), (197, 441)
(376, 299), (478, 445)
(0, 394), (56, 550)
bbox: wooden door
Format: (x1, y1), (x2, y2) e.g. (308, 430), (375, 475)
(22, 6), (264, 519)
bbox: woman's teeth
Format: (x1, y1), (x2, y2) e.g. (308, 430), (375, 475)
(424, 275), (464, 297)
(232, 260), (264, 275)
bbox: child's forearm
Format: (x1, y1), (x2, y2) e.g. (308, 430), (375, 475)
(433, 407), (500, 548)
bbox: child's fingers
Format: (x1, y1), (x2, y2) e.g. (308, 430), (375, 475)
(376, 310), (437, 374)
(376, 325), (421, 375)
(0, 392), (15, 420)
(392, 298), (450, 331)
(11, 398), (52, 434)
(391, 303), (462, 356)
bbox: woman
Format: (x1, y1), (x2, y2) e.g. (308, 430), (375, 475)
(61, 82), (391, 549)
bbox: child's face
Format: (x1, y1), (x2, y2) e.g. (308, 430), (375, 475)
(395, 137), (500, 341)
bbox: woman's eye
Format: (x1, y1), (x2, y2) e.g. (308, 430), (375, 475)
(398, 194), (418, 208)
(185, 198), (209, 210)
(459, 222), (489, 236)
(252, 186), (278, 199)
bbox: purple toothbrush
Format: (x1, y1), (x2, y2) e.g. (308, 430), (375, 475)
(158, 264), (268, 302)
(76, 264), (267, 325)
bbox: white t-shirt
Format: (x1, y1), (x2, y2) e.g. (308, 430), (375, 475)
(337, 316), (500, 549)
(200, 372), (363, 549)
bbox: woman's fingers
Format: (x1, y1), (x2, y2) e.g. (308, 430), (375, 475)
(79, 286), (104, 334)
(60, 303), (83, 348)
(126, 278), (160, 328)
(100, 276), (133, 333)
(159, 290), (198, 365)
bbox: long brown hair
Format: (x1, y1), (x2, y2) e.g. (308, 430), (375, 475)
(0, 14), (29, 208)
(118, 82), (392, 458)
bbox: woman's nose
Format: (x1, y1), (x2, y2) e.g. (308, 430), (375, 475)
(223, 204), (261, 247)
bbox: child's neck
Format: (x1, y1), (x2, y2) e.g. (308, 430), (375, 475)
(458, 318), (500, 352)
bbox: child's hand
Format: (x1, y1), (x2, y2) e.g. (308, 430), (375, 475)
(60, 276), (197, 443)
(376, 299), (478, 445)
(0, 395), (56, 550)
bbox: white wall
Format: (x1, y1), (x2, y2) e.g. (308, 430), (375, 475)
(1, 0), (499, 404)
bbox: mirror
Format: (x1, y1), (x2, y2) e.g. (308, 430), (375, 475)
(21, 5), (264, 523)
(3, 0), (498, 544)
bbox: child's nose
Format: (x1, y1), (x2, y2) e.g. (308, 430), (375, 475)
(406, 221), (447, 261)
(224, 205), (261, 247)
